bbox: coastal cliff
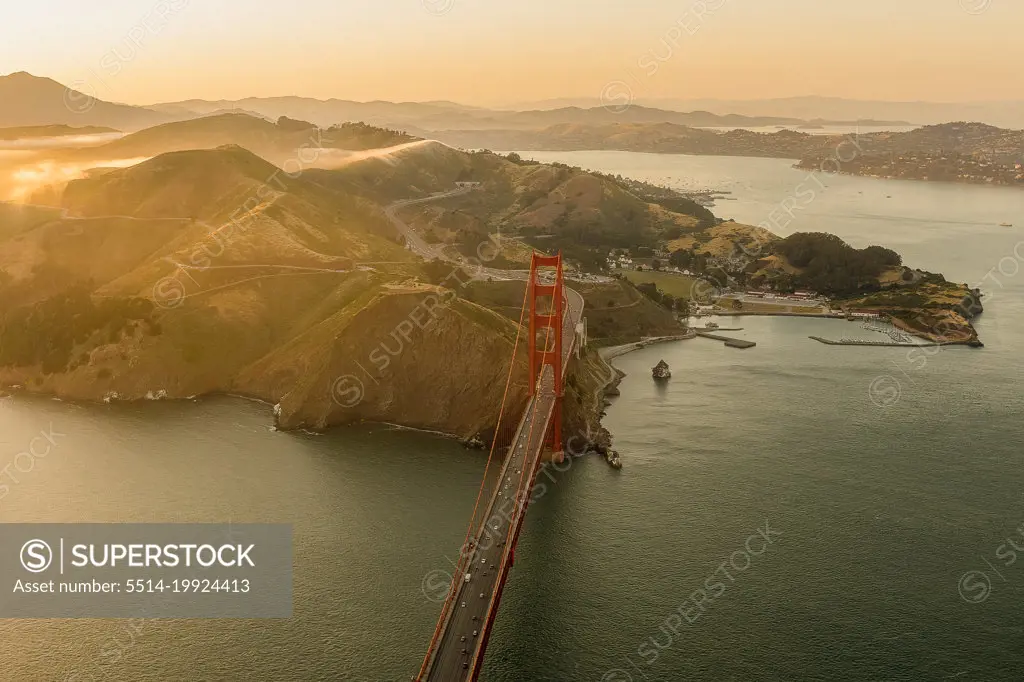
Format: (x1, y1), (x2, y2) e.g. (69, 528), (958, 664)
(0, 278), (515, 440)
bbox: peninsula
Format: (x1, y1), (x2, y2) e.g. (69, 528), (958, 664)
(0, 113), (986, 451)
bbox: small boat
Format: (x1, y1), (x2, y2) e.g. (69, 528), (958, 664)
(652, 360), (671, 380)
(1000, 222), (1013, 227)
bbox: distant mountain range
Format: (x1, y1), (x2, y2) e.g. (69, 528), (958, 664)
(147, 96), (911, 132)
(2, 71), (1022, 171)
(434, 121), (1024, 166)
(507, 96), (1024, 130)
(3, 72), (918, 136)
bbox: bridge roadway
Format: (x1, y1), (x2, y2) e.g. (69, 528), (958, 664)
(421, 288), (583, 681)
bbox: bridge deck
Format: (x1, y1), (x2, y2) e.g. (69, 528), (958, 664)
(423, 372), (556, 680)
(420, 290), (582, 681)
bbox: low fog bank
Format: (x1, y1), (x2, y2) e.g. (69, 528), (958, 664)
(0, 132), (125, 150)
(0, 150), (148, 203)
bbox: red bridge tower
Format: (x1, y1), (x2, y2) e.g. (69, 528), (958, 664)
(527, 252), (564, 454)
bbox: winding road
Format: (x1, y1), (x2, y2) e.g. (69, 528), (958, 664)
(385, 188), (611, 284)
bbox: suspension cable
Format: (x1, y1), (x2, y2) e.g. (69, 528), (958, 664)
(416, 279), (531, 679)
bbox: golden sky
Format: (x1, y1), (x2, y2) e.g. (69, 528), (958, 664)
(2, 0), (1021, 105)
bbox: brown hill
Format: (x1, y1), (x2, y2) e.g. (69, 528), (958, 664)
(0, 146), (606, 439)
(0, 140), (701, 440)
(0, 71), (180, 130)
(312, 144), (710, 272)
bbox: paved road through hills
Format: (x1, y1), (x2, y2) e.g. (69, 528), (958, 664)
(385, 188), (610, 284)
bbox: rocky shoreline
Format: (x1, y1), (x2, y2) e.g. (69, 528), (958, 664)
(588, 334), (695, 469)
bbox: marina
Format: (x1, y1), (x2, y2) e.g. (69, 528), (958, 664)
(861, 322), (916, 344)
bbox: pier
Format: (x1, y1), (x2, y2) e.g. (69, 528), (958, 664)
(810, 336), (934, 348)
(695, 332), (756, 349)
(600, 332), (696, 361)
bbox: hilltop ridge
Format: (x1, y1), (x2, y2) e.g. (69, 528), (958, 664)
(69, 113), (419, 166)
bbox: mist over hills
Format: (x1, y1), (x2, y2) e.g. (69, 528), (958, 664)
(0, 124), (118, 140)
(67, 113), (418, 166)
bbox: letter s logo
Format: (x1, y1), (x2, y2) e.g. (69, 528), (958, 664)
(20, 539), (53, 573)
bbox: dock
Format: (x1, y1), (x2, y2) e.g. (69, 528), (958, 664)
(810, 336), (931, 348)
(695, 331), (756, 349)
(599, 332), (696, 361)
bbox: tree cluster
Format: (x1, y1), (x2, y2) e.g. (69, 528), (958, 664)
(772, 232), (903, 296)
(0, 289), (157, 374)
(634, 282), (690, 317)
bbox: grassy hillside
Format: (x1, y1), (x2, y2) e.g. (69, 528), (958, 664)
(460, 278), (683, 345)
(63, 145), (286, 220)
(58, 146), (408, 280)
(313, 144), (711, 272)
(620, 270), (707, 302)
(0, 146), (611, 438)
(307, 139), (484, 201)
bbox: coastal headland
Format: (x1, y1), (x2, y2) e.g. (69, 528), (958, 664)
(0, 113), (989, 454)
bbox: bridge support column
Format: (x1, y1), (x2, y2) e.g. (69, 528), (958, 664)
(528, 252), (565, 457)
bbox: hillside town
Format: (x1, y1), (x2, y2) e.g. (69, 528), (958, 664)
(798, 151), (1024, 187)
